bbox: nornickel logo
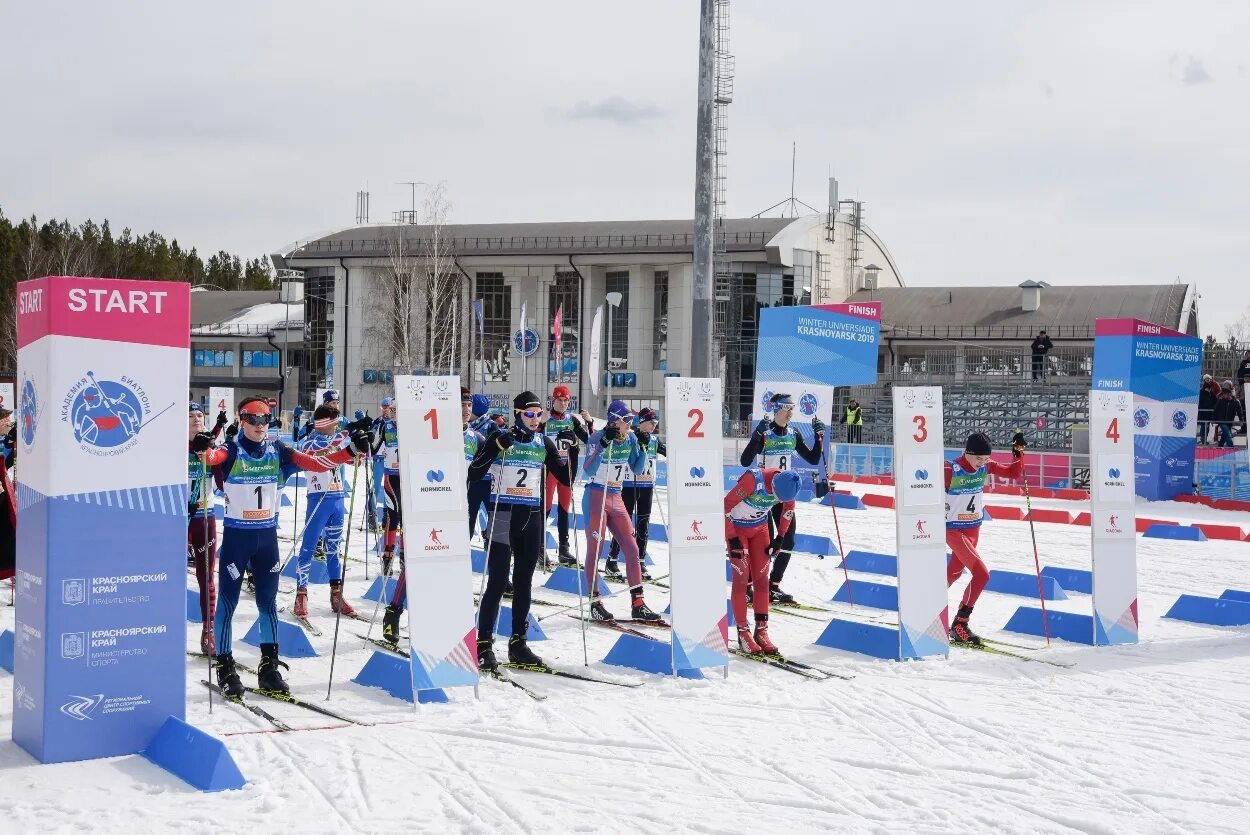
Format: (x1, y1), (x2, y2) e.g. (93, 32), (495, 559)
(426, 469), (445, 483)
(689, 466), (705, 478)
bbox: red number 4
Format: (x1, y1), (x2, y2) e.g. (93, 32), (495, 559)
(1105, 418), (1119, 443)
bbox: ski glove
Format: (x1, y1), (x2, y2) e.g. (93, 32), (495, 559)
(346, 413), (373, 434)
(225, 422), (239, 441)
(635, 429), (651, 447)
(293, 406), (304, 418)
(600, 424), (622, 446)
(1011, 431), (1027, 459)
(214, 410), (229, 429)
(350, 430), (372, 454)
(753, 417), (771, 437)
(191, 432), (215, 453)
(495, 431), (516, 451)
(557, 429), (578, 447)
(727, 537), (746, 561)
(811, 416), (825, 433)
(766, 536), (787, 557)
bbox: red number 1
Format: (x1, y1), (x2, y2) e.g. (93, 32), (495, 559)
(424, 408), (439, 439)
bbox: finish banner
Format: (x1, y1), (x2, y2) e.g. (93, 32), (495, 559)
(1092, 318), (1202, 501)
(394, 375), (479, 695)
(14, 276), (189, 764)
(665, 377), (729, 674)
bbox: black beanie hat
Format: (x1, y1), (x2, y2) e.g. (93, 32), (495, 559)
(513, 391), (541, 411)
(965, 432), (993, 456)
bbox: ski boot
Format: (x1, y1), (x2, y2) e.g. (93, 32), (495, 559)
(256, 643), (290, 695)
(244, 571), (255, 595)
(330, 581), (357, 617)
(508, 634), (544, 667)
(293, 587), (309, 618)
(589, 598), (615, 622)
(380, 548), (395, 577)
(753, 614), (779, 655)
(199, 622), (215, 657)
(949, 604), (982, 646)
(557, 546), (577, 567)
(736, 625), (762, 654)
(215, 653), (245, 699)
(477, 639), (499, 672)
(504, 579), (515, 597)
(630, 594), (663, 622)
(640, 558), (653, 582)
(604, 559), (624, 581)
(768, 583), (795, 605)
(382, 605), (401, 645)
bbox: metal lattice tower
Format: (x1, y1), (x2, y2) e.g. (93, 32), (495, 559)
(711, 0), (735, 382)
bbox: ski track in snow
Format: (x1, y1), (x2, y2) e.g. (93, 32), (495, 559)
(1, 481), (1249, 834)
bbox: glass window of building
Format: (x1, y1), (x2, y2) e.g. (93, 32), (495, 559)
(605, 270), (630, 367)
(476, 273), (511, 381)
(549, 271), (580, 382)
(653, 270), (668, 370)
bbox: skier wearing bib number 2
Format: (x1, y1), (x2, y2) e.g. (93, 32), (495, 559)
(738, 392), (824, 603)
(945, 431), (1026, 646)
(467, 391), (574, 670)
(583, 400), (661, 623)
(202, 397), (370, 697)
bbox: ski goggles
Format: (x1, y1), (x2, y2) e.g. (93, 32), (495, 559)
(240, 412), (272, 427)
(773, 403), (796, 412)
(519, 409), (544, 420)
(188, 402), (204, 414)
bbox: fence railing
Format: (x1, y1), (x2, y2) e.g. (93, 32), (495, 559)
(294, 230), (772, 256)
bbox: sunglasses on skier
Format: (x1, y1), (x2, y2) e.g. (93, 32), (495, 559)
(774, 403), (796, 412)
(239, 412), (272, 427)
(520, 410), (544, 420)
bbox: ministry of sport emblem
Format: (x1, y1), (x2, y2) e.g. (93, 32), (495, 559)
(60, 370), (172, 457)
(19, 375), (40, 447)
(62, 578), (87, 606)
(61, 632), (85, 660)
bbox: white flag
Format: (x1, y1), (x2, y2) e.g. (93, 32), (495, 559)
(589, 304), (604, 396)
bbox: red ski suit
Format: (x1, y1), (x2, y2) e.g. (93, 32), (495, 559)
(724, 469), (794, 626)
(944, 454), (1024, 607)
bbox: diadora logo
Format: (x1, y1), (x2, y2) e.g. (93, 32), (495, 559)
(687, 519), (708, 542)
(430, 528), (443, 545)
(912, 519), (933, 542)
(59, 693), (104, 721)
(799, 392), (818, 417)
(916, 519), (926, 534)
(426, 469), (445, 483)
(1133, 408), (1150, 429)
(689, 466), (705, 478)
(1171, 410), (1188, 431)
(60, 370), (172, 457)
(691, 520), (703, 535)
(19, 376), (39, 447)
(1107, 514), (1121, 533)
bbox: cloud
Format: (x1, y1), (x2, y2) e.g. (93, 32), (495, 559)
(562, 96), (666, 125)
(1182, 57), (1212, 85)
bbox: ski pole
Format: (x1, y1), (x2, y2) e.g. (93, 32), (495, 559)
(361, 459), (393, 643)
(824, 450), (853, 608)
(567, 452), (589, 666)
(1018, 439), (1052, 647)
(476, 442), (509, 603)
(199, 466), (214, 715)
(326, 454), (361, 700)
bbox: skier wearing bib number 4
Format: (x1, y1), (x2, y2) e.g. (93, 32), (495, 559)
(582, 400), (660, 623)
(945, 431), (1026, 646)
(724, 467), (803, 654)
(202, 397), (370, 697)
(738, 392), (824, 603)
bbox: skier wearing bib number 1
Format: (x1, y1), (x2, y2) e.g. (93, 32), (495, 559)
(738, 392), (824, 603)
(945, 431), (1026, 646)
(202, 397), (371, 697)
(583, 400), (662, 623)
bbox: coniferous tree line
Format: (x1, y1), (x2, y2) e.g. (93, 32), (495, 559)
(0, 207), (274, 369)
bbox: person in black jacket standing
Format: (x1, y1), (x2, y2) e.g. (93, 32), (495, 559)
(1198, 374), (1217, 444)
(1030, 330), (1053, 381)
(1237, 350), (1250, 433)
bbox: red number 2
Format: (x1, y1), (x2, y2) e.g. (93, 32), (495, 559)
(688, 408), (705, 438)
(912, 415), (928, 443)
(423, 408), (439, 439)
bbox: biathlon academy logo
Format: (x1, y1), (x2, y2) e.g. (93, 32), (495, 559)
(61, 370), (174, 457)
(19, 376), (40, 447)
(799, 392), (818, 417)
(1133, 408), (1150, 429)
(1171, 410), (1188, 431)
(760, 390), (776, 414)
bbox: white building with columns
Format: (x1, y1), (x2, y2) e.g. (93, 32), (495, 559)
(272, 213), (903, 422)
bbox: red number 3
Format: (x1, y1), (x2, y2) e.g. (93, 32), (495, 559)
(912, 415), (928, 443)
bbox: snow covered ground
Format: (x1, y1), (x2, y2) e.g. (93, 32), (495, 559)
(3, 479), (1250, 834)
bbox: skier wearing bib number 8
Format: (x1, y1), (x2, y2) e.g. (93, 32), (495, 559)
(202, 397), (370, 697)
(582, 400), (659, 623)
(945, 431), (1026, 645)
(467, 391), (574, 670)
(738, 392), (824, 603)
(292, 404), (359, 619)
(724, 467), (803, 654)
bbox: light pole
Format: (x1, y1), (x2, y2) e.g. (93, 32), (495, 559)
(277, 268), (305, 417)
(604, 291), (623, 417)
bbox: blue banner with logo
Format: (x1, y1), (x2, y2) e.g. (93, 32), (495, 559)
(1093, 318), (1202, 501)
(13, 277), (190, 764)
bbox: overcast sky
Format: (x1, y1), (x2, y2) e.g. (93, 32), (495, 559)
(2, 1), (1247, 335)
